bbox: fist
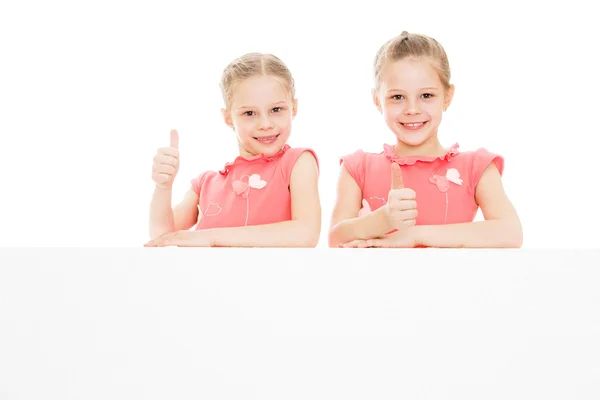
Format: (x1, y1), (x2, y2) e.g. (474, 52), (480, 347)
(385, 163), (418, 230)
(152, 129), (180, 189)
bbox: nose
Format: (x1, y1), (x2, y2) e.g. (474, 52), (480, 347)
(404, 98), (421, 115)
(258, 114), (274, 130)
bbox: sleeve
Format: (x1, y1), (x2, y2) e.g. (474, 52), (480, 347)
(469, 148), (505, 191)
(190, 171), (213, 196)
(280, 147), (320, 186)
(339, 150), (366, 192)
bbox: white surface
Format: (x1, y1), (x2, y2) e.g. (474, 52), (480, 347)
(1, 249), (599, 399)
(0, 1), (599, 248)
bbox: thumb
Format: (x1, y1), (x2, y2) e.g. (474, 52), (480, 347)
(170, 129), (179, 149)
(391, 163), (404, 189)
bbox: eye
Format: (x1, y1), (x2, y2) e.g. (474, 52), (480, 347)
(272, 107), (282, 113)
(243, 111), (255, 116)
(390, 94), (404, 100)
(421, 93), (434, 99)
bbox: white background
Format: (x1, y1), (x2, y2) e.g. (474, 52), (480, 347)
(1, 0), (598, 247)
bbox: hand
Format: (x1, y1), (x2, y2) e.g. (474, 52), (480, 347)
(152, 129), (180, 189)
(144, 230), (215, 247)
(341, 228), (418, 248)
(358, 199), (372, 217)
(384, 163), (417, 231)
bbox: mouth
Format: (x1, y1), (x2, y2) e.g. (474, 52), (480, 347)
(400, 121), (428, 130)
(253, 134), (280, 144)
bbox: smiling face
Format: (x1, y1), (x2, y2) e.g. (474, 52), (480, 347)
(223, 74), (297, 158)
(373, 57), (454, 150)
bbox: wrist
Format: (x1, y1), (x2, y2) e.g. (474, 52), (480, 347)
(203, 229), (218, 247)
(154, 184), (173, 194)
(411, 225), (426, 246)
(373, 206), (394, 234)
(354, 206), (386, 239)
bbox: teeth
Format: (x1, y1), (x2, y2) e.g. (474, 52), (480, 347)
(256, 135), (277, 141)
(404, 123), (423, 127)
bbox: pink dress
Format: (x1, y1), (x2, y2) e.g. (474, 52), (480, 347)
(341, 143), (504, 226)
(191, 145), (318, 230)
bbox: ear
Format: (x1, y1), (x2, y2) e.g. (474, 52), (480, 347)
(372, 89), (382, 113)
(291, 98), (298, 118)
(221, 108), (234, 130)
(443, 84), (455, 111)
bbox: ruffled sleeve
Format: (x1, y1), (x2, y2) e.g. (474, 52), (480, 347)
(469, 148), (505, 192)
(280, 147), (319, 185)
(190, 171), (214, 196)
(340, 150), (367, 191)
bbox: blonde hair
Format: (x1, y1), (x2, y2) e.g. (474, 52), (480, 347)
(220, 52), (296, 108)
(374, 31), (451, 91)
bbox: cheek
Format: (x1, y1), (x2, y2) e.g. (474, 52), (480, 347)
(383, 104), (401, 119)
(275, 113), (292, 129)
(234, 118), (254, 132)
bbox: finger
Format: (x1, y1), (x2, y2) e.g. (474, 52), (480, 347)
(170, 129), (179, 149)
(153, 173), (174, 185)
(393, 200), (417, 211)
(400, 209), (418, 220)
(366, 238), (385, 247)
(389, 189), (416, 203)
(391, 163), (404, 189)
(154, 165), (177, 175)
(342, 240), (366, 248)
(154, 154), (179, 168)
(158, 147), (180, 158)
(403, 219), (416, 228)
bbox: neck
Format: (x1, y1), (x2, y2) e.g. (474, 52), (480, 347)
(393, 136), (445, 158)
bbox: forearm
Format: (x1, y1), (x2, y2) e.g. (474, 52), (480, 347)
(205, 220), (320, 248)
(329, 207), (392, 247)
(149, 186), (175, 238)
(414, 219), (523, 248)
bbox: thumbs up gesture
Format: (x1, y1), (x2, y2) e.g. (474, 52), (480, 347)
(152, 129), (180, 189)
(384, 163), (418, 230)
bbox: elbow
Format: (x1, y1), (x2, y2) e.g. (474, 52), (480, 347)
(328, 235), (340, 248)
(501, 219), (523, 248)
(297, 222), (321, 248)
(509, 225), (523, 248)
(305, 234), (320, 248)
(149, 225), (175, 241)
(327, 225), (344, 248)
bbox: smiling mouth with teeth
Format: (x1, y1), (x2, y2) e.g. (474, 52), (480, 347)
(400, 121), (428, 130)
(253, 134), (280, 142)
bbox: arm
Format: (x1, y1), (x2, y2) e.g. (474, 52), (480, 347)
(328, 163), (393, 247)
(158, 151), (321, 248)
(149, 187), (199, 239)
(412, 163), (522, 248)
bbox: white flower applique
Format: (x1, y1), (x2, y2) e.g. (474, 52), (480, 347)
(232, 174), (267, 226)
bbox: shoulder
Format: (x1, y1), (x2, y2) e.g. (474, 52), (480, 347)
(451, 148), (505, 193)
(190, 170), (219, 195)
(339, 148), (385, 165)
(339, 148), (387, 190)
(282, 147), (319, 167)
(280, 147), (319, 184)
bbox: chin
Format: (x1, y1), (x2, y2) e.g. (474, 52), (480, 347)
(245, 135), (287, 156)
(392, 132), (430, 147)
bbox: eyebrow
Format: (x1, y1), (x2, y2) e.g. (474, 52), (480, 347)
(236, 101), (288, 110)
(386, 87), (440, 93)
